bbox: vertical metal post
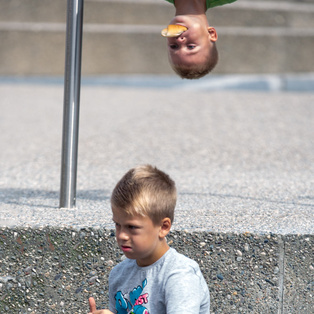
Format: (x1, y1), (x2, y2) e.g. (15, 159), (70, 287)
(60, 0), (84, 209)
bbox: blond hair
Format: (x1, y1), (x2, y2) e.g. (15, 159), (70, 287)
(111, 165), (177, 225)
(171, 42), (218, 79)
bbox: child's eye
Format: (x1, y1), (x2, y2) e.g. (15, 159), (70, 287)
(187, 45), (196, 50)
(169, 44), (178, 50)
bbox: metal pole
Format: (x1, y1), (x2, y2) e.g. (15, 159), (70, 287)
(60, 0), (84, 209)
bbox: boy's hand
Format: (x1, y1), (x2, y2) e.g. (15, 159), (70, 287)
(88, 297), (113, 314)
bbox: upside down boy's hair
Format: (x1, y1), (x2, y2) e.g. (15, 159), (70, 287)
(171, 42), (218, 79)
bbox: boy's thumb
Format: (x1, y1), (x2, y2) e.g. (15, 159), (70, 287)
(89, 297), (97, 313)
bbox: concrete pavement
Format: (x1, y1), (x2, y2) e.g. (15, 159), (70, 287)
(0, 76), (313, 233)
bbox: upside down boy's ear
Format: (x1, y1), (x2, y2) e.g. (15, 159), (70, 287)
(208, 27), (218, 42)
(159, 217), (172, 238)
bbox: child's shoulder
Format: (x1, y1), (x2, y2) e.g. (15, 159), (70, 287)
(165, 248), (200, 273)
(207, 0), (237, 9)
(164, 249), (208, 293)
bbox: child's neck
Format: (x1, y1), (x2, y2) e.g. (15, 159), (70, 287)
(136, 240), (170, 267)
(174, 0), (207, 15)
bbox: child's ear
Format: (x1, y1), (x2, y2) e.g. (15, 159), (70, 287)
(207, 27), (218, 42)
(159, 218), (171, 238)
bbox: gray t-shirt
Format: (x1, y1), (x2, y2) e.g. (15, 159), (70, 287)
(109, 247), (210, 314)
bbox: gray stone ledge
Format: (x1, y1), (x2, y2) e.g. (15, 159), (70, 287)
(0, 227), (312, 313)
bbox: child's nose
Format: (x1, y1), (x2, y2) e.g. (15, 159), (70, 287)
(117, 229), (129, 241)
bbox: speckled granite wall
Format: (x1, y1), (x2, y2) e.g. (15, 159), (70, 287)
(0, 228), (312, 313)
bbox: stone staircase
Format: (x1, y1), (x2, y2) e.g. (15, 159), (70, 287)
(0, 0), (314, 76)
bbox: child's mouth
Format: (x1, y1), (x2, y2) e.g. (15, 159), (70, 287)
(121, 245), (132, 252)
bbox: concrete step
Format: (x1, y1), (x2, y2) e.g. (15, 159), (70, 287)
(0, 0), (314, 75)
(0, 22), (313, 75)
(0, 227), (312, 313)
(1, 0), (314, 27)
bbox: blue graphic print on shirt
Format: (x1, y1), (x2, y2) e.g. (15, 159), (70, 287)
(114, 279), (149, 314)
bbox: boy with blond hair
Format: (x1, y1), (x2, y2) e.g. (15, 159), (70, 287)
(162, 0), (237, 79)
(88, 165), (210, 314)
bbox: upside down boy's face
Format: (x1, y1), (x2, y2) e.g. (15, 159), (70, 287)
(167, 15), (217, 68)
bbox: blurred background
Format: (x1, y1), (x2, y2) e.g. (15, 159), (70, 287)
(0, 0), (313, 80)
